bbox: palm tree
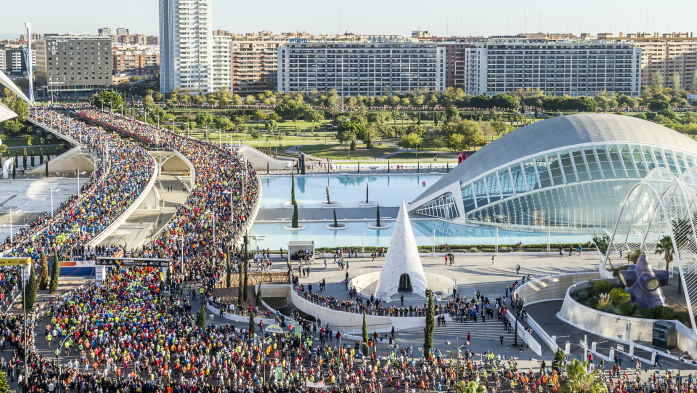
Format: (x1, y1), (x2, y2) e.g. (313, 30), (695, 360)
(655, 235), (674, 271)
(455, 381), (486, 393)
(559, 359), (607, 393)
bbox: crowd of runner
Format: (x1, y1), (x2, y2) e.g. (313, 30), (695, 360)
(0, 105), (692, 393)
(3, 108), (154, 263)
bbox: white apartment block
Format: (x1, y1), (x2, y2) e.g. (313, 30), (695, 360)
(464, 40), (642, 97)
(620, 33), (697, 90)
(212, 35), (232, 92)
(0, 50), (5, 71)
(277, 41), (445, 96)
(159, 0), (213, 94)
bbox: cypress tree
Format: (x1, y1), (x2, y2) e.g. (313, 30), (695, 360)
(424, 291), (435, 358)
(243, 262), (248, 301)
(362, 311), (369, 356)
(45, 159), (48, 178)
(30, 150), (35, 168)
(333, 209), (338, 228)
(292, 202), (299, 228)
(290, 170), (296, 204)
(256, 289), (262, 307)
(238, 262), (243, 305)
(376, 206), (381, 227)
(248, 311), (255, 335)
(12, 161), (15, 179)
(49, 252), (59, 294)
(226, 253), (232, 288)
(366, 184), (369, 203)
(39, 147), (43, 165)
(0, 369), (10, 393)
(38, 252), (49, 290)
(196, 308), (206, 329)
(23, 265), (37, 312)
(22, 148), (26, 169)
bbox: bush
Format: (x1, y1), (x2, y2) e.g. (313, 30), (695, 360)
(593, 280), (613, 293)
(588, 297), (599, 309)
(575, 287), (588, 296)
(605, 307), (620, 315)
(578, 291), (589, 301)
(617, 301), (635, 316)
(609, 288), (631, 304)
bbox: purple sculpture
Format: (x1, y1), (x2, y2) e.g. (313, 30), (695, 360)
(619, 252), (670, 308)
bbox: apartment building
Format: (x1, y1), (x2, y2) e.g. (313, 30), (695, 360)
(116, 28), (130, 36)
(278, 41), (445, 96)
(616, 32), (697, 89)
(98, 28), (112, 36)
(212, 35), (232, 91)
(159, 0), (213, 93)
(464, 39), (642, 97)
(34, 35), (113, 95)
(113, 34), (160, 46)
(0, 45), (35, 75)
(112, 48), (160, 76)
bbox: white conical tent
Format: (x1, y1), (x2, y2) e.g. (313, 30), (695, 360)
(374, 200), (428, 299)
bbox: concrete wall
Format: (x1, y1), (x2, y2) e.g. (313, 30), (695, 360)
(557, 281), (697, 357)
(238, 145), (287, 171)
(29, 147), (96, 175)
(515, 272), (600, 305)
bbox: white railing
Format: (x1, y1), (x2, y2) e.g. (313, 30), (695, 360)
(506, 311), (543, 356)
(86, 157), (157, 247)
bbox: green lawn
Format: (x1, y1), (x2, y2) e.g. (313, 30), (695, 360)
(299, 144), (397, 160)
(387, 151), (459, 160)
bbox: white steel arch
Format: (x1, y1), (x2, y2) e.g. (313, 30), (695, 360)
(605, 167), (697, 334)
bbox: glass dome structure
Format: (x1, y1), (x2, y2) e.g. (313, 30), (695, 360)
(409, 114), (697, 232)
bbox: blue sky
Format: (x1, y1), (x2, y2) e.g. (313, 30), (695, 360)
(3, 0), (695, 38)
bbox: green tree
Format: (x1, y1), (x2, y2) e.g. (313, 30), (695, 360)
(0, 369), (10, 393)
(290, 170), (296, 204)
(38, 252), (49, 290)
(648, 99), (670, 112)
(238, 262), (243, 305)
(256, 289), (263, 307)
(23, 264), (37, 312)
(559, 359), (607, 393)
(154, 92), (164, 102)
(243, 262), (248, 301)
(654, 71), (665, 89)
(673, 72), (682, 90)
(50, 253), (59, 294)
(274, 101), (307, 130)
(226, 253), (232, 288)
(97, 90), (124, 111)
(691, 70), (697, 93)
(424, 291), (434, 357)
(195, 112), (214, 128)
(292, 202), (299, 228)
(196, 308), (206, 329)
(655, 235), (674, 271)
(248, 311), (256, 335)
(397, 133), (421, 151)
(362, 311), (369, 356)
(253, 110), (268, 121)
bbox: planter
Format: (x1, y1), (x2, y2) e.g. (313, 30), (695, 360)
(283, 201), (302, 207)
(326, 223), (348, 230)
(320, 201), (340, 208)
(368, 222), (389, 230)
(283, 224), (306, 231)
(358, 200), (377, 207)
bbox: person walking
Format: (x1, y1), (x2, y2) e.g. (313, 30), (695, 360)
(654, 353), (661, 367)
(491, 255), (495, 265)
(500, 334), (504, 346)
(559, 246), (563, 257)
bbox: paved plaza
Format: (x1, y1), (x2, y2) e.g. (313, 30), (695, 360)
(0, 177), (88, 243)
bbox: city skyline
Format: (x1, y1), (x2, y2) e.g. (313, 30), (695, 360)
(2, 0), (696, 39)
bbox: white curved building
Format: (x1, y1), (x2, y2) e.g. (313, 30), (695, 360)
(409, 114), (697, 231)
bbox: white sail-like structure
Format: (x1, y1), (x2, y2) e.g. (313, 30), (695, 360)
(374, 200), (428, 300)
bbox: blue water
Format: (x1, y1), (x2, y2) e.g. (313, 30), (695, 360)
(259, 174), (442, 208)
(249, 221), (591, 250)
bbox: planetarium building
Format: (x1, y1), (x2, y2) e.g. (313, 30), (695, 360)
(409, 114), (697, 231)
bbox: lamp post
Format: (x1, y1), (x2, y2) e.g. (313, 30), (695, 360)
(445, 339), (465, 384)
(50, 188), (61, 218)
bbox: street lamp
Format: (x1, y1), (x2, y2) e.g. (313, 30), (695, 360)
(0, 206), (19, 247)
(445, 339), (465, 384)
(50, 188), (61, 218)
